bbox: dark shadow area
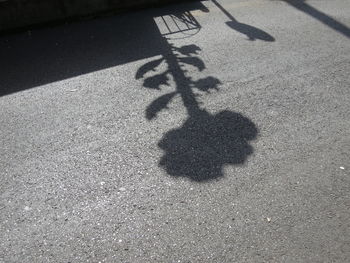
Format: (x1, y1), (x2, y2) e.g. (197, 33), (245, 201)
(137, 20), (259, 181)
(0, 1), (207, 96)
(1, 0), (260, 182)
(158, 110), (257, 181)
(212, 0), (275, 41)
(282, 0), (350, 38)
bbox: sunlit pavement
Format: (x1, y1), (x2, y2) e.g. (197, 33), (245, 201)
(1, 0), (349, 262)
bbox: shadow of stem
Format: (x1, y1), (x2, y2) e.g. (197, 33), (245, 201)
(138, 32), (258, 181)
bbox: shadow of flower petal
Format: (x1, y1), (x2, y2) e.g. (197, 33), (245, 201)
(158, 110), (258, 181)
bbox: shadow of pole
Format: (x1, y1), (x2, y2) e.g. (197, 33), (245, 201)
(211, 0), (275, 41)
(282, 0), (350, 38)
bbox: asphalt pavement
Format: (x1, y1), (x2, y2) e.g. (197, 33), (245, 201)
(1, 0), (350, 262)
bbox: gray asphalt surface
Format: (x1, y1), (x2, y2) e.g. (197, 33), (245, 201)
(1, 0), (350, 262)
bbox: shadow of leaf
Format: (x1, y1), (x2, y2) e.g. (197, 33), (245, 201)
(143, 72), (169, 90)
(175, 45), (201, 56)
(146, 92), (177, 120)
(135, 58), (164, 79)
(178, 57), (205, 71)
(194, 77), (221, 92)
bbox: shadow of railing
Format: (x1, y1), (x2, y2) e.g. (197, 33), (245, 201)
(159, 11), (202, 36)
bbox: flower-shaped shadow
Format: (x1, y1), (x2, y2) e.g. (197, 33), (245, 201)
(137, 42), (258, 181)
(158, 110), (257, 181)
